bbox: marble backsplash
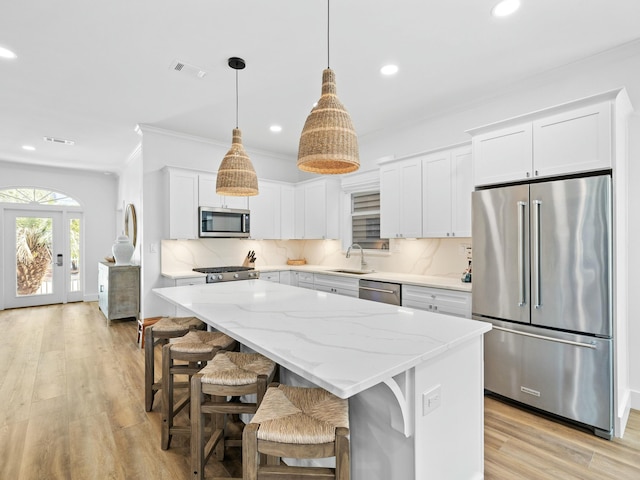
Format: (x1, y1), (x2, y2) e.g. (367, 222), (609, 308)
(162, 237), (472, 278)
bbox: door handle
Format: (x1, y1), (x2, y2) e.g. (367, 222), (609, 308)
(532, 200), (542, 309)
(56, 254), (63, 267)
(517, 201), (527, 307)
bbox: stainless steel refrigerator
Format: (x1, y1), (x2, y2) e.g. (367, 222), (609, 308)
(472, 174), (613, 438)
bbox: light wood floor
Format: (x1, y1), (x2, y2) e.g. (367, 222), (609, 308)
(1, 302), (639, 479)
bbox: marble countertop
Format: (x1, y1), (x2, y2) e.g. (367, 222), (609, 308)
(153, 280), (489, 398)
(162, 264), (472, 292)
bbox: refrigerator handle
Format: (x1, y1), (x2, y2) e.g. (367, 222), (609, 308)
(518, 201), (527, 307)
(533, 200), (542, 309)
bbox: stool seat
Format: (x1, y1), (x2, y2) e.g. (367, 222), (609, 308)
(153, 316), (203, 333)
(171, 330), (235, 355)
(200, 351), (277, 386)
(243, 384), (350, 480)
(251, 385), (349, 445)
(161, 330), (236, 450)
(144, 316), (205, 412)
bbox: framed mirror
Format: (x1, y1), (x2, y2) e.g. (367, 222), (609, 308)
(124, 203), (137, 248)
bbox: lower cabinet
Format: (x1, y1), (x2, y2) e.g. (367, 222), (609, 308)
(402, 284), (471, 318)
(313, 274), (359, 298)
(295, 271), (315, 290)
(98, 262), (140, 325)
(260, 271), (281, 283)
(172, 276), (206, 316)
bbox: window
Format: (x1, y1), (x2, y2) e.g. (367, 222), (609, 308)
(0, 188), (80, 206)
(351, 192), (388, 250)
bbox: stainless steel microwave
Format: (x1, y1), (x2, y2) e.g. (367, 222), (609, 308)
(199, 207), (250, 238)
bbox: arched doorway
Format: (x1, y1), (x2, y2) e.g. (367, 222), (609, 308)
(1, 188), (83, 309)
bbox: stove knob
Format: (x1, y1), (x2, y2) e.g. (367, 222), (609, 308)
(217, 274), (223, 280)
(233, 273), (239, 279)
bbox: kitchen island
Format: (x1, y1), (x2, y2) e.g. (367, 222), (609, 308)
(154, 280), (490, 480)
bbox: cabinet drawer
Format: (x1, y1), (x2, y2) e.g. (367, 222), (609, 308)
(402, 284), (471, 318)
(261, 272), (281, 283)
(296, 271), (315, 284)
(174, 276), (206, 286)
(314, 273), (359, 291)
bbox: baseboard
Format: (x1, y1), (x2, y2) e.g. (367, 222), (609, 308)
(616, 389), (633, 438)
(630, 388), (640, 410)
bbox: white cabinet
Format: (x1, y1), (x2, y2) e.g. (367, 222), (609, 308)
(470, 100), (612, 187)
(422, 145), (472, 238)
(532, 103), (611, 178)
(198, 173), (248, 209)
(402, 284), (471, 319)
(280, 185), (295, 239)
(260, 271), (281, 283)
(249, 180), (281, 239)
(172, 276), (206, 316)
(313, 273), (359, 298)
(294, 179), (341, 239)
(279, 270), (292, 285)
(249, 181), (295, 240)
(295, 271), (315, 290)
(380, 158), (422, 238)
(167, 168), (198, 239)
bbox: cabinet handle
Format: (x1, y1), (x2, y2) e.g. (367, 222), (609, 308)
(434, 306), (438, 311)
(492, 326), (597, 349)
(526, 172), (530, 178)
(535, 170), (539, 176)
(451, 232), (455, 237)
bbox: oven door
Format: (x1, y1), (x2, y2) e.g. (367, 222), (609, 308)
(199, 207), (250, 238)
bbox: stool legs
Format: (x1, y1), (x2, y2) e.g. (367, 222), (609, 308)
(144, 326), (165, 412)
(161, 343), (174, 450)
(192, 373), (271, 480)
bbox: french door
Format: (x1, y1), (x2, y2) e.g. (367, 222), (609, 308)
(3, 209), (80, 308)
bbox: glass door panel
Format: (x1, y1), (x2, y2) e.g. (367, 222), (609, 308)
(4, 210), (64, 308)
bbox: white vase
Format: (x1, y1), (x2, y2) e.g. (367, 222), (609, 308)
(112, 234), (134, 265)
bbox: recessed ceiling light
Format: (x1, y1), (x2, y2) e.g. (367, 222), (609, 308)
(0, 46), (17, 59)
(22, 145), (35, 151)
(491, 0), (520, 17)
(270, 125), (282, 133)
(380, 64), (399, 76)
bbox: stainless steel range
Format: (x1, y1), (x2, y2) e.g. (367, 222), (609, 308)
(192, 266), (260, 283)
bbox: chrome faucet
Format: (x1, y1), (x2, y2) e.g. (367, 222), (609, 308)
(346, 243), (367, 270)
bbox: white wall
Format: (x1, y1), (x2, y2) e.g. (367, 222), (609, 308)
(0, 160), (118, 303)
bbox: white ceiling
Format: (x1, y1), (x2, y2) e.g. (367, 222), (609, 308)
(1, 0), (639, 174)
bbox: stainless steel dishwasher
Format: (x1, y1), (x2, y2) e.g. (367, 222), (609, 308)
(359, 279), (401, 305)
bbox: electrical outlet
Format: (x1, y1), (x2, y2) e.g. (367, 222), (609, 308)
(422, 385), (442, 416)
(150, 242), (158, 253)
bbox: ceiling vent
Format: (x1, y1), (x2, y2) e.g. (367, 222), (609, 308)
(170, 60), (207, 79)
(43, 136), (75, 145)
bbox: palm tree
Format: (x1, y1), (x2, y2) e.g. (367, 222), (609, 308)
(16, 218), (52, 295)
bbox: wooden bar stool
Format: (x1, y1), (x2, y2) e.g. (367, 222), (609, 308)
(144, 316), (205, 412)
(243, 384), (350, 480)
(190, 352), (278, 480)
(161, 330), (237, 450)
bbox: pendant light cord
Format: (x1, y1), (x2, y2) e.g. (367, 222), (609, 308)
(235, 69), (239, 128)
(327, 0), (330, 68)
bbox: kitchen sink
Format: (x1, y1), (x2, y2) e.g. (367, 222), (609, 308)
(329, 269), (375, 275)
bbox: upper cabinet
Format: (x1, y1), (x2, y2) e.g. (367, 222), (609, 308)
(166, 168), (198, 239)
(469, 93), (618, 187)
(295, 178), (341, 239)
(248, 180), (294, 240)
(380, 158), (422, 238)
(198, 173), (248, 209)
(422, 145), (472, 238)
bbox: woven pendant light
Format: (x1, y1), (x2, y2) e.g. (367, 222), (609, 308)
(216, 57), (259, 196)
(297, 0), (359, 174)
